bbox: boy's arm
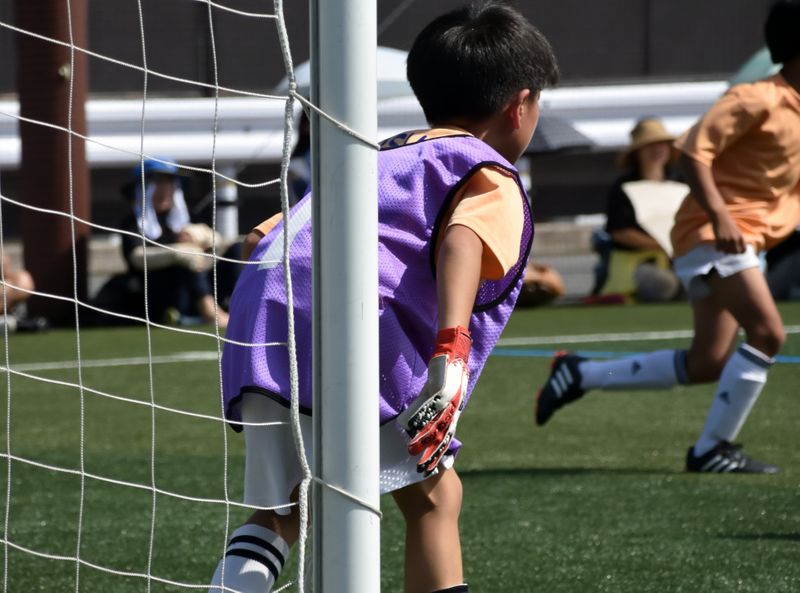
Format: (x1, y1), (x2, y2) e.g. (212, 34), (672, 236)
(397, 224), (482, 476)
(676, 86), (764, 254)
(606, 181), (661, 250)
(241, 229), (265, 262)
(436, 224), (483, 329)
(242, 212), (284, 261)
(679, 152), (745, 254)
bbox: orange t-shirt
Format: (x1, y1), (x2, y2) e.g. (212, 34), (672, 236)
(253, 128), (525, 280)
(671, 74), (800, 256)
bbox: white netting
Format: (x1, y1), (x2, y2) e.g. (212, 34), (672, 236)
(0, 1), (379, 591)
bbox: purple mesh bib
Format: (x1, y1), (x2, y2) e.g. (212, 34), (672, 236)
(222, 134), (533, 441)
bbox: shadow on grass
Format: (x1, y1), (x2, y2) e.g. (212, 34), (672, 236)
(721, 532), (800, 542)
(458, 466), (675, 478)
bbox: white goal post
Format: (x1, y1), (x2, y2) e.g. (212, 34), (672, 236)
(2, 0), (381, 590)
(309, 0), (381, 592)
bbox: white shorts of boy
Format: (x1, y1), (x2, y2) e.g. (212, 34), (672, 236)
(241, 392), (455, 515)
(673, 243), (763, 301)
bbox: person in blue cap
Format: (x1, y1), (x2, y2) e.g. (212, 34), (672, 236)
(117, 157), (230, 328)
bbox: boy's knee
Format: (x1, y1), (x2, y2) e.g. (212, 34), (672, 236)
(394, 471), (463, 520)
(247, 508), (301, 546)
(746, 324), (785, 358)
(685, 351), (728, 383)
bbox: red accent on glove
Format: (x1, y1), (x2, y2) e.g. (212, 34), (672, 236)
(407, 398), (461, 475)
(432, 325), (472, 363)
(407, 399), (460, 456)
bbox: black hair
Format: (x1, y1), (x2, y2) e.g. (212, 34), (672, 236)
(765, 0), (800, 64)
(292, 110), (311, 158)
(407, 1), (559, 124)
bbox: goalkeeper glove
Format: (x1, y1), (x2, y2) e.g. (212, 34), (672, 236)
(397, 326), (472, 476)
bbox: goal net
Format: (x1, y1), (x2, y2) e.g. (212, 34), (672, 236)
(0, 1), (379, 591)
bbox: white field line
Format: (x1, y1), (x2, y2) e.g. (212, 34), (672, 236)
(497, 324), (800, 347)
(4, 323), (800, 372)
(1, 351), (218, 373)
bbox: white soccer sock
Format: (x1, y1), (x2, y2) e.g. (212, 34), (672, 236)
(208, 524), (289, 593)
(578, 349), (688, 390)
(693, 343), (773, 457)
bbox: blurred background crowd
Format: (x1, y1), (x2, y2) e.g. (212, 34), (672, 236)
(1, 0), (798, 331)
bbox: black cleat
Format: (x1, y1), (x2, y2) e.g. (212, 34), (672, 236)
(16, 316), (49, 333)
(686, 441), (779, 474)
(535, 352), (586, 426)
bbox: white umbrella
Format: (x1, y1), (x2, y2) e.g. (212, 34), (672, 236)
(277, 46), (592, 156)
(274, 46), (413, 100)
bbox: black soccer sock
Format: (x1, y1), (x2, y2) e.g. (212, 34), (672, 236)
(430, 585), (468, 593)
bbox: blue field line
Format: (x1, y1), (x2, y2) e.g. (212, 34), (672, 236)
(492, 348), (800, 364)
(6, 347), (799, 375)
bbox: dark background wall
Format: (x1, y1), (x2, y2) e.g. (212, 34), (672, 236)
(0, 0), (777, 236)
(379, 0), (773, 84)
(0, 0), (774, 94)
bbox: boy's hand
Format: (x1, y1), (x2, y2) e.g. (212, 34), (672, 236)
(711, 211), (746, 254)
(397, 326), (472, 476)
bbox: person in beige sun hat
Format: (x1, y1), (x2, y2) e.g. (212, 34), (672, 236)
(616, 117), (677, 169)
(591, 117), (684, 302)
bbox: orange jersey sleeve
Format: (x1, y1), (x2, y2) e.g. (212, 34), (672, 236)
(253, 162), (526, 281)
(675, 85), (765, 168)
(252, 212), (284, 238)
(438, 166), (525, 280)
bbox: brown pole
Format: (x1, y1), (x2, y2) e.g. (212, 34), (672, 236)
(16, 0), (90, 324)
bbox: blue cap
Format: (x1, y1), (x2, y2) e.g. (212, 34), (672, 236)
(134, 157), (181, 179)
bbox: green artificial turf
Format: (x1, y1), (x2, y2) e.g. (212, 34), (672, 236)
(1, 302), (798, 592)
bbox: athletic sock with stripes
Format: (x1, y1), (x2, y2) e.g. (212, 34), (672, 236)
(430, 585), (469, 593)
(692, 343), (773, 457)
(208, 524), (289, 593)
(578, 349), (688, 390)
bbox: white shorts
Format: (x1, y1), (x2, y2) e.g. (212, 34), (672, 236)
(673, 243), (762, 300)
(241, 392), (454, 515)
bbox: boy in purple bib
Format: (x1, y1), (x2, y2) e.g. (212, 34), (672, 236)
(209, 3), (559, 592)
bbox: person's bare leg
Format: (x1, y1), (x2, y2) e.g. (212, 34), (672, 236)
(392, 468), (464, 593)
(689, 268), (784, 468)
(0, 269), (34, 314)
(684, 283), (740, 384)
(707, 268), (785, 357)
(197, 294), (229, 328)
(244, 484), (303, 546)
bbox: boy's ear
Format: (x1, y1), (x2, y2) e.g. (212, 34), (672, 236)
(507, 89), (533, 129)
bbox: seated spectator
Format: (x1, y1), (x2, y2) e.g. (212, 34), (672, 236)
(118, 158), (229, 328)
(517, 261), (565, 307)
(593, 118), (682, 302)
(766, 226), (800, 300)
(0, 252), (48, 332)
(0, 252), (34, 314)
